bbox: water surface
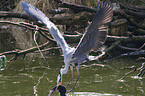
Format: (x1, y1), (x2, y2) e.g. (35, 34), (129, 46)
(0, 54), (144, 96)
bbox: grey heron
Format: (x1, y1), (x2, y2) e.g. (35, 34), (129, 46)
(21, 0), (113, 93)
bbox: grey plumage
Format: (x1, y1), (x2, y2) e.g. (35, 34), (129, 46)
(21, 0), (113, 90)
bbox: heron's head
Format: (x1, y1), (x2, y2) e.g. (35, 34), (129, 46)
(57, 69), (62, 85)
(48, 85), (66, 96)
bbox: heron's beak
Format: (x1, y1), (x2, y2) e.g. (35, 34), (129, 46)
(57, 81), (61, 87)
(59, 82), (61, 85)
(56, 81), (61, 90)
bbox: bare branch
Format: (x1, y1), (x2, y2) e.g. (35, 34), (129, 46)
(0, 41), (50, 61)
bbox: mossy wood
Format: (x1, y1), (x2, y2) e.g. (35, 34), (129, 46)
(110, 19), (128, 36)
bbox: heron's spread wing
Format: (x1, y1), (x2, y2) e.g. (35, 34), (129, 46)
(73, 0), (113, 57)
(21, 2), (69, 53)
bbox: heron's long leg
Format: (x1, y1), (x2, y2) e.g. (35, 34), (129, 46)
(66, 65), (73, 88)
(68, 64), (79, 92)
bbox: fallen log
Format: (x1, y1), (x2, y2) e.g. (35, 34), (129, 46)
(114, 0), (145, 12)
(0, 41), (50, 61)
(54, 0), (96, 13)
(128, 5), (145, 11)
(123, 9), (145, 19)
(0, 11), (93, 25)
(114, 10), (145, 30)
(0, 21), (145, 44)
(0, 11), (32, 20)
(134, 29), (145, 35)
(107, 35), (145, 43)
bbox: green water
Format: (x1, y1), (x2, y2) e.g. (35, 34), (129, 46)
(0, 54), (144, 96)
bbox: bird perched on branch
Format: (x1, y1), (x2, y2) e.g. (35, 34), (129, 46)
(22, 0), (112, 94)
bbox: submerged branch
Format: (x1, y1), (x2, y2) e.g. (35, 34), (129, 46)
(121, 62), (145, 79)
(121, 67), (136, 80)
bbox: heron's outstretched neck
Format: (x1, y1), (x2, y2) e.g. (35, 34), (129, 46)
(61, 62), (70, 75)
(57, 62), (70, 84)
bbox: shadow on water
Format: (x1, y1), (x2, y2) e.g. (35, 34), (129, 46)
(0, 53), (145, 96)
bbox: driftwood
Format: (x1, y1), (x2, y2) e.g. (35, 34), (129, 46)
(0, 10), (145, 34)
(120, 43), (145, 56)
(0, 11), (93, 25)
(0, 21), (145, 43)
(0, 2), (144, 28)
(0, 11), (32, 20)
(0, 1), (144, 32)
(0, 41), (50, 61)
(118, 45), (140, 51)
(114, 10), (145, 30)
(0, 0), (145, 61)
(122, 9), (145, 19)
(110, 19), (128, 36)
(114, 0), (145, 12)
(107, 35), (145, 43)
(0, 21), (144, 61)
(134, 29), (145, 35)
(54, 0), (96, 13)
(121, 62), (145, 79)
(128, 26), (145, 35)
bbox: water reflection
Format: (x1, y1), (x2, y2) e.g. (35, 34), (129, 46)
(68, 92), (121, 96)
(0, 54), (144, 96)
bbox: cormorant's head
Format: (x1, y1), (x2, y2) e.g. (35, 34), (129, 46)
(58, 85), (66, 96)
(48, 85), (66, 96)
